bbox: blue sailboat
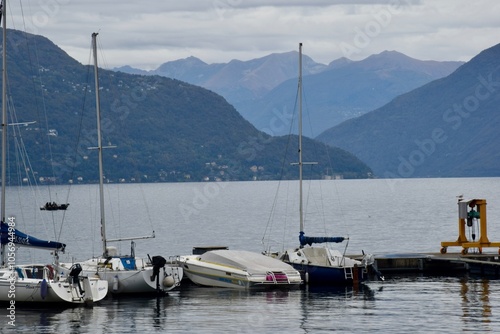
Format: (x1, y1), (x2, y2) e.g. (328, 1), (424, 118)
(277, 43), (376, 285)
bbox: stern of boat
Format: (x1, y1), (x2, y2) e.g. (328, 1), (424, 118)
(143, 262), (183, 293)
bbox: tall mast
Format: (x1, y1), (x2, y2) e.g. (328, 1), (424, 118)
(1, 0), (7, 266)
(298, 42), (304, 234)
(92, 32), (107, 257)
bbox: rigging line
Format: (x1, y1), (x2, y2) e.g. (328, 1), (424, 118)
(18, 0), (52, 166)
(261, 81), (299, 250)
(108, 183), (121, 248)
(302, 85), (330, 233)
(89, 183), (98, 258)
(301, 159), (327, 233)
(138, 183), (155, 233)
(10, 110), (51, 240)
(54, 43), (94, 242)
(304, 90), (348, 233)
(301, 77), (317, 140)
(17, 1), (63, 239)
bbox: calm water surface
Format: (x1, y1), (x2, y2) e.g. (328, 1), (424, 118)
(2, 178), (500, 333)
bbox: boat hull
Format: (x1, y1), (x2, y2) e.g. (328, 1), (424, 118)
(289, 263), (366, 285)
(280, 246), (368, 286)
(0, 267), (108, 304)
(181, 250), (302, 290)
(60, 257), (183, 295)
(96, 267), (183, 294)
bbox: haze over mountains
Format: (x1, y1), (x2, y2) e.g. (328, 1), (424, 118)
(317, 42), (500, 178)
(117, 40), (500, 178)
(115, 51), (463, 137)
(4, 28), (499, 180)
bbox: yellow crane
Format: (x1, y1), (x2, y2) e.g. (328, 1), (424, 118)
(441, 198), (500, 255)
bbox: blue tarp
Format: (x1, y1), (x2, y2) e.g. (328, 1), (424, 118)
(0, 221), (66, 251)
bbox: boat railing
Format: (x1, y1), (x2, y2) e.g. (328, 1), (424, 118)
(265, 271), (290, 284)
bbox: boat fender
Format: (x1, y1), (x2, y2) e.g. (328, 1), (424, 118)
(113, 275), (119, 292)
(305, 272), (309, 284)
(40, 279), (48, 300)
(163, 276), (175, 288)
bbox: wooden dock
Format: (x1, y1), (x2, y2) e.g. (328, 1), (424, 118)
(368, 252), (500, 278)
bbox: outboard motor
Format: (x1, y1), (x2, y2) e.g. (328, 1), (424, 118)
(150, 256), (167, 292)
(361, 251), (384, 281)
(69, 263), (85, 295)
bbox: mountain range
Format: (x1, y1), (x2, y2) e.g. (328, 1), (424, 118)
(317, 42), (500, 178)
(1, 29), (371, 184)
(4, 28), (499, 180)
(116, 50), (463, 137)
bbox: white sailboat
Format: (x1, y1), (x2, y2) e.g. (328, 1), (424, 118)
(61, 32), (183, 295)
(272, 43), (377, 285)
(0, 0), (108, 304)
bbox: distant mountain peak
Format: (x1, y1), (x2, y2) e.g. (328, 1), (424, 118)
(317, 42), (500, 178)
(328, 56), (353, 68)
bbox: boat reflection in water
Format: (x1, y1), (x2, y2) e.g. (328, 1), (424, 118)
(3, 277), (499, 332)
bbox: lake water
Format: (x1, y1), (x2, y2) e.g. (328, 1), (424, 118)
(2, 177), (500, 333)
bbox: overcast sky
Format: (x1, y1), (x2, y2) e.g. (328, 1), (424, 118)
(6, 0), (500, 70)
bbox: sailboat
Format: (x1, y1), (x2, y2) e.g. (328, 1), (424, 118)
(273, 43), (376, 285)
(60, 32), (183, 295)
(0, 1), (108, 304)
(0, 224), (108, 304)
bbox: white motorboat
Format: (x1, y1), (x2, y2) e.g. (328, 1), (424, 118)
(180, 249), (302, 289)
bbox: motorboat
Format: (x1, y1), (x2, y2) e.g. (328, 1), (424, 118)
(180, 249), (302, 289)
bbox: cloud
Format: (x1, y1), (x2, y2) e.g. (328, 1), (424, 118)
(6, 0), (500, 70)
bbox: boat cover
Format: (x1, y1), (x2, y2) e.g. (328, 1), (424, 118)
(299, 231), (344, 246)
(199, 250), (294, 274)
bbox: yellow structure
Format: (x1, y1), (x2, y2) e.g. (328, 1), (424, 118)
(441, 198), (500, 255)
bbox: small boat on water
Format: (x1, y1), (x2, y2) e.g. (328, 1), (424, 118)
(180, 249), (302, 289)
(40, 202), (69, 211)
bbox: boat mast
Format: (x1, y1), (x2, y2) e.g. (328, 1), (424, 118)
(91, 32), (107, 257)
(1, 0), (7, 266)
(298, 42), (304, 234)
